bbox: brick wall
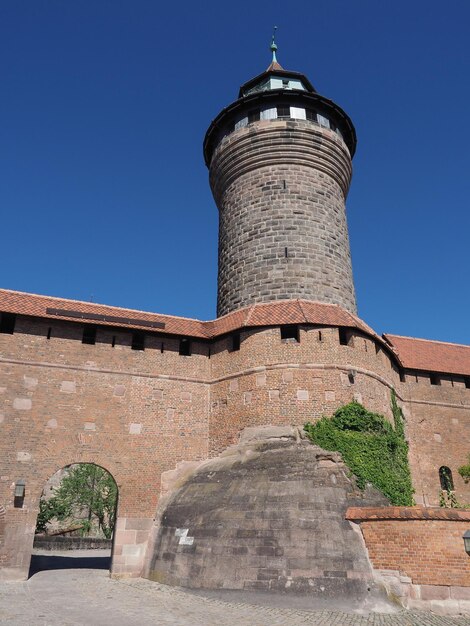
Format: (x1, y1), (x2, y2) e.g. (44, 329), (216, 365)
(1, 310), (470, 578)
(346, 507), (470, 587)
(0, 316), (210, 578)
(400, 378), (470, 507)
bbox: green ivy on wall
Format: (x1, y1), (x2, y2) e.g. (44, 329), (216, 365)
(304, 391), (414, 506)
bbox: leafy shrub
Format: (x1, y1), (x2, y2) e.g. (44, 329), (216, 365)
(458, 456), (470, 484)
(304, 392), (414, 506)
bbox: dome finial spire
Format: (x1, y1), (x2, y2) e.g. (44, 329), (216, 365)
(270, 26), (278, 64)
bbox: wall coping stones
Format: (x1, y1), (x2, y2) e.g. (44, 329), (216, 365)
(346, 505), (470, 522)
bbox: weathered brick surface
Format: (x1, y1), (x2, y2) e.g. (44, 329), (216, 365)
(347, 507), (470, 587)
(209, 119), (357, 316)
(1, 312), (470, 580)
(399, 378), (470, 506)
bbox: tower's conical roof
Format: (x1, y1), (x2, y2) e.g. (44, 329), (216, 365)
(238, 32), (316, 98)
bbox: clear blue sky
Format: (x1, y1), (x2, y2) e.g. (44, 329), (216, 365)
(1, 1), (469, 344)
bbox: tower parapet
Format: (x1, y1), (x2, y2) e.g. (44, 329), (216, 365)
(204, 47), (358, 317)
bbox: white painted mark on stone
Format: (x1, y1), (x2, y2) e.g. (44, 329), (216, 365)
(17, 451), (32, 462)
(84, 422), (96, 431)
(47, 418), (57, 429)
(175, 528), (194, 545)
(129, 423), (142, 435)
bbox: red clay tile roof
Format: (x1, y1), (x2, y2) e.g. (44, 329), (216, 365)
(0, 288), (384, 343)
(4, 289), (468, 375)
(384, 334), (470, 377)
(265, 60), (284, 72)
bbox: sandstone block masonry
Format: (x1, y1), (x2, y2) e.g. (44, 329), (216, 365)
(209, 119), (357, 316)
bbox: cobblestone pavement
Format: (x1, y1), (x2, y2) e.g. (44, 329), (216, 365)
(1, 551), (470, 626)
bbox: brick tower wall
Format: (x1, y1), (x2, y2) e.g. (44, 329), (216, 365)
(209, 119), (357, 316)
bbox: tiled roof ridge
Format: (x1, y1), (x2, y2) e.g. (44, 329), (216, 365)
(384, 332), (470, 350)
(296, 299), (310, 324)
(0, 288), (205, 324)
(242, 303), (256, 327)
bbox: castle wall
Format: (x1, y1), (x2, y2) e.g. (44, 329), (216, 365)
(0, 317), (210, 579)
(1, 313), (470, 579)
(208, 326), (401, 455)
(400, 376), (470, 506)
(210, 120), (356, 316)
(347, 506), (470, 613)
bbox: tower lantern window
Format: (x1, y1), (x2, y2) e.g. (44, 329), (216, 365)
(277, 105), (290, 118)
(317, 114), (330, 129)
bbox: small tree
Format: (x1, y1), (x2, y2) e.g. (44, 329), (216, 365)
(37, 464), (118, 538)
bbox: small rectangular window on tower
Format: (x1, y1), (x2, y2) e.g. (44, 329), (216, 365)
(131, 332), (145, 351)
(0, 313), (16, 334)
(277, 105), (290, 118)
(230, 332), (240, 352)
(179, 338), (191, 356)
(430, 373), (441, 386)
(248, 109), (260, 123)
(280, 325), (300, 343)
(306, 109), (317, 122)
(82, 325), (96, 345)
(339, 328), (353, 346)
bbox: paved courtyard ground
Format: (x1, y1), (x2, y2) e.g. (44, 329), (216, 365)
(0, 550), (469, 626)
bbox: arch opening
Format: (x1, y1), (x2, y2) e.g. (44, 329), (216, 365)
(30, 463), (119, 577)
(439, 466), (454, 492)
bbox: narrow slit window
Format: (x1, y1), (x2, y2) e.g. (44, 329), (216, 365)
(132, 332), (145, 351)
(280, 325), (300, 343)
(179, 338), (191, 356)
(0, 313), (16, 334)
(47, 327), (52, 340)
(112, 336), (116, 348)
(465, 377), (470, 389)
(399, 369), (406, 383)
(230, 332), (240, 352)
(318, 330), (322, 342)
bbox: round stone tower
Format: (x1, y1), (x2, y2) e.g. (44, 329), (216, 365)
(204, 41), (358, 317)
